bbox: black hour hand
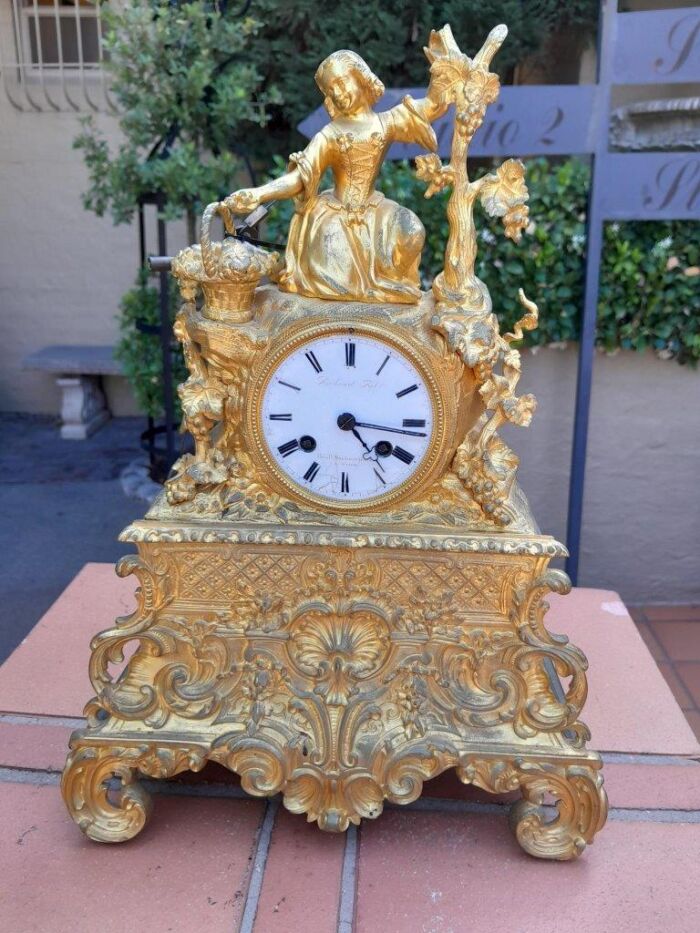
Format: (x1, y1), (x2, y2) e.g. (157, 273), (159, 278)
(351, 427), (372, 455)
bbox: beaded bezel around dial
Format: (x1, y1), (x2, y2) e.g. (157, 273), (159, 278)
(245, 319), (454, 513)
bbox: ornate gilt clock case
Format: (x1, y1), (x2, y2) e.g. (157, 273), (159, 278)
(62, 23), (607, 860)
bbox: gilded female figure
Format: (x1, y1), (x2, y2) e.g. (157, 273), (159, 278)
(223, 50), (449, 304)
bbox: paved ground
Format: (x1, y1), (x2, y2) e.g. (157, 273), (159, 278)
(0, 414), (146, 662)
(629, 605), (700, 743)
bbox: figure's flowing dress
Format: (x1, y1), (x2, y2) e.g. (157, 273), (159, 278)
(279, 98), (438, 304)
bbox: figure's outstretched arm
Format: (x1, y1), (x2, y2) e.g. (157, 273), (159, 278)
(408, 73), (451, 124)
(223, 168), (304, 214)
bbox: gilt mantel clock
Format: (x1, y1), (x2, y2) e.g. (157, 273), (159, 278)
(62, 24), (607, 860)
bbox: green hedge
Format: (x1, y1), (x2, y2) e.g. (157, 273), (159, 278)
(119, 156), (699, 416)
(115, 270), (187, 419)
(265, 156), (700, 363)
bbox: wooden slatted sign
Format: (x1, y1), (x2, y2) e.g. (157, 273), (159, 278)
(613, 7), (700, 84)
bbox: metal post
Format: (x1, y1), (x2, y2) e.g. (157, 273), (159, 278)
(138, 202), (146, 269)
(156, 194), (176, 473)
(565, 0), (616, 584)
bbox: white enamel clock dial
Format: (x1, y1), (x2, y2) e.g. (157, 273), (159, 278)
(259, 332), (435, 505)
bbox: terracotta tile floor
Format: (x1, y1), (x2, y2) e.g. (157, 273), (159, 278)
(629, 605), (700, 741)
(2, 572), (700, 932)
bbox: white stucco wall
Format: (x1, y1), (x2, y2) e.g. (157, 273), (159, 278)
(502, 346), (700, 604)
(0, 88), (193, 415)
(0, 102), (134, 414)
(0, 0), (188, 416)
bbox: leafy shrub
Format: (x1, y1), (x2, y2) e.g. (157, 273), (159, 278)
(75, 1), (280, 233)
(266, 156), (700, 363)
(120, 155), (698, 416)
(115, 271), (187, 419)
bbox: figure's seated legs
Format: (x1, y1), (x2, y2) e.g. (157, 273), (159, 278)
(375, 201), (425, 294)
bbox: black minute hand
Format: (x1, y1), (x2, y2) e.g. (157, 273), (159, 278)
(353, 421), (427, 437)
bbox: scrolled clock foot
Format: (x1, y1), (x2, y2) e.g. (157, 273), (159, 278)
(508, 760), (608, 860)
(61, 744), (153, 843)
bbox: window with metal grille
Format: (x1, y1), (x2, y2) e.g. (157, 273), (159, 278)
(22, 0), (103, 67)
(1, 0), (113, 111)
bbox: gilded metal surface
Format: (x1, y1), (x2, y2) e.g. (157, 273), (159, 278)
(244, 318), (455, 513)
(63, 542), (606, 858)
(220, 51), (450, 304)
(159, 28), (539, 527)
(155, 284), (536, 532)
(62, 23), (607, 860)
(119, 519), (566, 555)
(171, 202), (280, 320)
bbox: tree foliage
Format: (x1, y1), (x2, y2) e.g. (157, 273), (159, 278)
(76, 1), (698, 418)
(75, 1), (280, 228)
(75, 1), (598, 224)
(266, 157), (700, 365)
(114, 270), (187, 418)
(248, 0), (599, 156)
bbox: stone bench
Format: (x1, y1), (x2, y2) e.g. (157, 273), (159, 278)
(22, 345), (124, 439)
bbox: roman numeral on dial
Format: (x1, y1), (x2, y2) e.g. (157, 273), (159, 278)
(403, 419), (425, 428)
(392, 446), (414, 465)
(341, 472), (350, 493)
(277, 439), (299, 457)
(269, 413), (292, 421)
(303, 461), (320, 483)
(396, 384), (417, 398)
(305, 350), (323, 373)
(345, 342), (356, 367)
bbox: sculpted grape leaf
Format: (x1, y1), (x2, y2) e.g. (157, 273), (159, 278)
(502, 393), (537, 427)
(479, 159), (528, 218)
(178, 376), (226, 420)
(415, 154), (453, 198)
(428, 56), (472, 102)
(479, 159), (530, 242)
